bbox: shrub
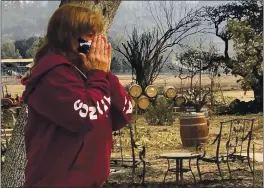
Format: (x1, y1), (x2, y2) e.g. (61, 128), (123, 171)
(144, 96), (175, 126)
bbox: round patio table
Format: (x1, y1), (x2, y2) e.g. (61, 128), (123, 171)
(159, 152), (200, 186)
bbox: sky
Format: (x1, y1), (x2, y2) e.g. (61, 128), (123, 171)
(2, 1), (234, 56)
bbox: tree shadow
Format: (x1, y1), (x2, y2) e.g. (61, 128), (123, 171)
(103, 167), (263, 188)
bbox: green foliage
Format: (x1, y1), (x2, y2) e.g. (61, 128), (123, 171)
(1, 40), (21, 59)
(25, 37), (45, 58)
(228, 20), (263, 92)
(144, 96), (175, 126)
(14, 37), (43, 58)
(204, 0), (263, 105)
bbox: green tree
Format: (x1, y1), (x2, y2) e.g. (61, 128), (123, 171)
(204, 0), (263, 107)
(1, 40), (21, 59)
(25, 37), (45, 58)
(228, 20), (263, 102)
(14, 37), (40, 58)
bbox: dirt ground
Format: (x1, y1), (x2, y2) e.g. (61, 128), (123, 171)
(2, 74), (254, 102)
(105, 114), (263, 188)
(1, 75), (262, 188)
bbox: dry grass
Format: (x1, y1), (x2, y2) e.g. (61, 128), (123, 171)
(2, 75), (260, 187)
(3, 74), (254, 102)
(105, 114), (263, 188)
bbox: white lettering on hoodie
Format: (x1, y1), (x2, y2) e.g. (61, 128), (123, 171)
(73, 96), (111, 120)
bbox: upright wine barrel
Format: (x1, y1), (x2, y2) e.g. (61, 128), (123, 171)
(129, 84), (142, 98)
(145, 85), (158, 98)
(138, 95), (150, 109)
(179, 113), (209, 147)
(200, 108), (210, 129)
(163, 86), (177, 98)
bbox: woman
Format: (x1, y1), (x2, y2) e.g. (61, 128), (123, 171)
(21, 3), (132, 188)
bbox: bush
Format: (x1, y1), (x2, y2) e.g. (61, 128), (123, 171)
(144, 96), (175, 126)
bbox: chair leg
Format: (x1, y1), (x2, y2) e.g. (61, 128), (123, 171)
(226, 157), (232, 179)
(163, 159), (170, 184)
(246, 153), (253, 174)
(196, 158), (202, 181)
(189, 159), (196, 185)
(216, 161), (223, 180)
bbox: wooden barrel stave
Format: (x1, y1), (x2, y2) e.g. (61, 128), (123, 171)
(180, 113), (209, 147)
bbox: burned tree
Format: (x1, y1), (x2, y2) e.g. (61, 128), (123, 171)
(1, 1), (121, 187)
(115, 2), (206, 89)
(169, 40), (222, 104)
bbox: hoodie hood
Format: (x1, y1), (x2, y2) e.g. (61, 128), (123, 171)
(21, 54), (72, 103)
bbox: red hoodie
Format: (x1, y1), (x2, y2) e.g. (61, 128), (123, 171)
(21, 54), (132, 188)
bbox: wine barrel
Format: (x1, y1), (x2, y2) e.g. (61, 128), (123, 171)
(138, 95), (150, 109)
(163, 86), (177, 98)
(200, 108), (210, 129)
(129, 84), (142, 98)
(179, 113), (209, 147)
(174, 96), (186, 107)
(145, 85), (158, 98)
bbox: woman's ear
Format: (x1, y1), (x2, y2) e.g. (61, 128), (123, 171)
(71, 38), (79, 52)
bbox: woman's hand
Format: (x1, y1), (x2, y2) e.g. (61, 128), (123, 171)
(79, 35), (111, 73)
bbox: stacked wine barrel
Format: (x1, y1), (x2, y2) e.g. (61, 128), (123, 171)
(128, 84), (159, 110)
(128, 84), (209, 147)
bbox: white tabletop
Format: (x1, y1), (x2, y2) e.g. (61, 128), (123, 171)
(159, 152), (200, 159)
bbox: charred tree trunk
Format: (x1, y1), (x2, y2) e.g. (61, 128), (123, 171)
(60, 0), (121, 32)
(251, 78), (263, 111)
(1, 105), (28, 187)
(1, 1), (121, 187)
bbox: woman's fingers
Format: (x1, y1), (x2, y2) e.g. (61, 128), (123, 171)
(108, 43), (112, 71)
(102, 35), (107, 45)
(108, 43), (112, 64)
(95, 35), (103, 58)
(89, 36), (97, 59)
(104, 42), (108, 60)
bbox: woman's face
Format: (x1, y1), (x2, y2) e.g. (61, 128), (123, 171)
(81, 31), (96, 41)
(73, 31), (96, 53)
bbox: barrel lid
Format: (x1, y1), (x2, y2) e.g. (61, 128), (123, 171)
(166, 88), (177, 98)
(129, 84), (142, 97)
(138, 95), (150, 109)
(145, 85), (158, 98)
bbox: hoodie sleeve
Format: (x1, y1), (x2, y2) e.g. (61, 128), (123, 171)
(26, 65), (111, 133)
(107, 72), (132, 131)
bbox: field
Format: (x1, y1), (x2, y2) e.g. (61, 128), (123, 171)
(3, 74), (254, 102)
